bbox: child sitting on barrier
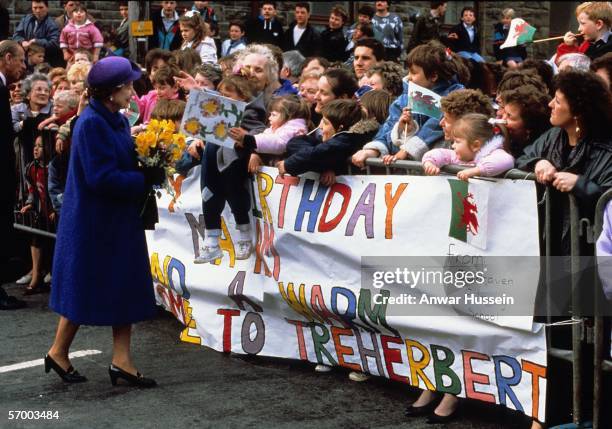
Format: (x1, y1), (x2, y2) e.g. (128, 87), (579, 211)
(19, 134), (54, 295)
(277, 99), (379, 179)
(422, 113), (513, 180)
(187, 75), (266, 264)
(229, 95), (310, 174)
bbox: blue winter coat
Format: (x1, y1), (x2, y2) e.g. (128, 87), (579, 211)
(50, 99), (157, 326)
(363, 79), (464, 160)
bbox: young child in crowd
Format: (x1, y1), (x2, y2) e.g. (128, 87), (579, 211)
(73, 48), (93, 66)
(352, 41), (467, 167)
(218, 53), (239, 78)
(148, 99), (189, 212)
(422, 113), (513, 180)
(365, 61), (406, 98)
(278, 99), (379, 178)
(187, 75), (266, 264)
(37, 89), (79, 131)
(447, 6), (484, 63)
(60, 4), (104, 64)
(179, 13), (217, 64)
(151, 100), (187, 141)
(556, 1), (612, 63)
(221, 21), (247, 57)
(47, 91), (81, 213)
(20, 135), (54, 295)
(133, 65), (180, 125)
(359, 89), (392, 125)
(26, 43), (45, 74)
(493, 8), (527, 68)
(229, 95), (310, 173)
(438, 88), (496, 147)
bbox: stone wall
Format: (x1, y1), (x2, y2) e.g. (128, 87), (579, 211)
(5, 1), (568, 60)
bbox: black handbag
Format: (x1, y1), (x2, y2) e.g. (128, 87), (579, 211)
(140, 189), (159, 230)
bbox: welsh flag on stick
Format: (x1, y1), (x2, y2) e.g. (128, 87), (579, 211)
(406, 81), (442, 119)
(448, 179), (489, 250)
(500, 18), (537, 49)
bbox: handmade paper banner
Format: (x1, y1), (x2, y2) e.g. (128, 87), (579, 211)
(407, 81), (442, 119)
(180, 89), (246, 148)
(500, 18), (537, 49)
(147, 167), (547, 421)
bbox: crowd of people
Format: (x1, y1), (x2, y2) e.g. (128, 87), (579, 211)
(1, 0), (611, 427)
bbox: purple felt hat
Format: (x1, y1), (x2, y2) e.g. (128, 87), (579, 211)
(87, 56), (142, 88)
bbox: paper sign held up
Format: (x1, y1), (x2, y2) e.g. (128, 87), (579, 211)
(180, 89), (247, 148)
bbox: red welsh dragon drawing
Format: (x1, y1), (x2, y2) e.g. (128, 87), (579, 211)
(458, 192), (479, 235)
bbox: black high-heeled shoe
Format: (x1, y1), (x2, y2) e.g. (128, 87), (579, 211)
(426, 404), (460, 424)
(44, 354), (87, 383)
(108, 364), (157, 388)
(405, 395), (440, 417)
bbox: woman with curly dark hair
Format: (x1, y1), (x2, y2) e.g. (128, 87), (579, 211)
(498, 84), (551, 157)
(517, 70), (612, 251)
(516, 70), (612, 429)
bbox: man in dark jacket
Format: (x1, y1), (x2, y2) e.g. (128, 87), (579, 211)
(283, 3), (320, 58)
(0, 6), (9, 41)
(12, 1), (61, 66)
(447, 6), (484, 63)
(244, 2), (284, 48)
(320, 6), (350, 63)
(0, 41), (27, 309)
(149, 1), (182, 52)
(406, 1), (447, 54)
(115, 2), (131, 58)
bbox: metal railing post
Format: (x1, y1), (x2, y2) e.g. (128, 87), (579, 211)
(568, 194), (583, 426)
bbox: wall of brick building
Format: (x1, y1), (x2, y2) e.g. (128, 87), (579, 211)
(4, 1), (575, 60)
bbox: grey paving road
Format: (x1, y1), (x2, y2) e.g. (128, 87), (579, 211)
(0, 282), (532, 429)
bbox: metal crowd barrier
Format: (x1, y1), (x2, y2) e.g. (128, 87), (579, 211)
(13, 128), (61, 239)
(12, 149), (610, 426)
(351, 159), (610, 428)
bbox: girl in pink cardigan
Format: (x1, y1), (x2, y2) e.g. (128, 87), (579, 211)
(229, 95), (311, 173)
(422, 113), (514, 181)
(59, 4), (103, 64)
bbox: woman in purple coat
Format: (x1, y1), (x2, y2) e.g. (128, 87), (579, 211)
(46, 57), (164, 387)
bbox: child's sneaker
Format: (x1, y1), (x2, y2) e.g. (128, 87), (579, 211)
(194, 246), (223, 264)
(235, 240), (253, 260)
(314, 364), (332, 373)
(349, 371), (370, 382)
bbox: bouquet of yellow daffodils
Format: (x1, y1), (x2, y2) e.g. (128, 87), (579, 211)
(134, 119), (186, 196)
